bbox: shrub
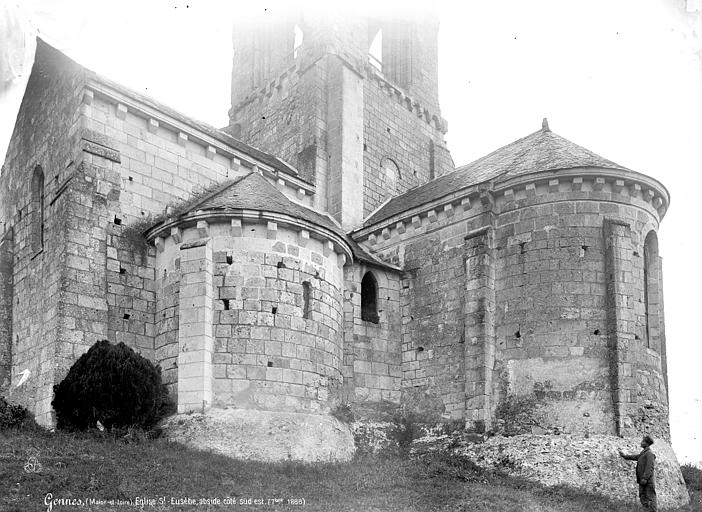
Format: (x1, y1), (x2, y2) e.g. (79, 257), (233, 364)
(0, 396), (37, 430)
(52, 340), (174, 430)
(390, 411), (421, 452)
(681, 463), (702, 491)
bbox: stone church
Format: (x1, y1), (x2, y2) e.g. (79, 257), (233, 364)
(0, 7), (686, 503)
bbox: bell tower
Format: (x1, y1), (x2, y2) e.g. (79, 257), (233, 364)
(227, 7), (453, 230)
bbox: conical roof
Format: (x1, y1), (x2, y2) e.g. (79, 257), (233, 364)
(186, 171), (343, 235)
(363, 123), (629, 227)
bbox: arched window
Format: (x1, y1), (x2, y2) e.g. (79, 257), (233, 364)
(293, 24), (304, 59)
(361, 272), (379, 323)
(302, 281), (311, 319)
(381, 157), (400, 199)
(368, 29), (383, 71)
(643, 231), (660, 351)
(30, 166), (45, 253)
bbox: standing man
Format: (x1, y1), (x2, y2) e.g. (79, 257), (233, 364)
(619, 435), (657, 511)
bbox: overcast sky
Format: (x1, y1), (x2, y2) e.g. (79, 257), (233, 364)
(6, 0), (702, 464)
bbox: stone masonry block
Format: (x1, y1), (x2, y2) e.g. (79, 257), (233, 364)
(267, 221), (278, 240)
(147, 118), (159, 133)
(197, 220), (209, 238)
(323, 240), (333, 257)
(116, 103), (127, 120)
(298, 229), (309, 246)
(171, 227), (182, 244)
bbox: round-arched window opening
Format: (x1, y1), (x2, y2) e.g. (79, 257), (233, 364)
(381, 157), (400, 199)
(361, 272), (379, 324)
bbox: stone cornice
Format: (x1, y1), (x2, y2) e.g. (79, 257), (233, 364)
(229, 52), (448, 136)
(365, 65), (448, 135)
(353, 167), (670, 245)
(145, 209), (353, 263)
(84, 80), (315, 197)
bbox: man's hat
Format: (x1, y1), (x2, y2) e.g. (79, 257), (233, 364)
(643, 435), (654, 446)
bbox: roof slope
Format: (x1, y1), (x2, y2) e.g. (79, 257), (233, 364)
(187, 171), (343, 235)
(363, 125), (629, 227)
(26, 37), (299, 182)
(87, 70), (303, 181)
(174, 172), (399, 269)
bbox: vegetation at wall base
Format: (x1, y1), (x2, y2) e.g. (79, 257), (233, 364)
(0, 396), (39, 430)
(681, 463), (702, 492)
(51, 339), (174, 430)
(1, 427), (700, 511)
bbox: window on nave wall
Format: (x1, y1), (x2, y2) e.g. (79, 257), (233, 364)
(361, 271), (379, 324)
(381, 157), (400, 199)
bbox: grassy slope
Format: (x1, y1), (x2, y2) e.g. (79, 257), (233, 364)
(1, 429), (699, 512)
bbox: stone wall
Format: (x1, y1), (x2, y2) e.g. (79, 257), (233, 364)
(355, 172), (669, 435)
(0, 231), (13, 391)
(363, 196), (491, 423)
(342, 264), (402, 419)
(0, 42), (86, 424)
(229, 14), (453, 226)
(229, 60), (327, 204)
(362, 69), (452, 216)
(153, 221), (347, 414)
(74, 81), (311, 376)
(154, 241), (181, 395)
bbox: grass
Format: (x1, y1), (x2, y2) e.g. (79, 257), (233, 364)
(0, 428), (700, 512)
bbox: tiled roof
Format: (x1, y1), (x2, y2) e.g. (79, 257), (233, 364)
(187, 172), (341, 234)
(87, 70), (303, 181)
(362, 125), (629, 227)
(182, 172), (399, 270)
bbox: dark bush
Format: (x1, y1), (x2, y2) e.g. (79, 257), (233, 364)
(681, 463), (702, 491)
(0, 396), (37, 430)
(390, 411), (421, 452)
(52, 340), (174, 430)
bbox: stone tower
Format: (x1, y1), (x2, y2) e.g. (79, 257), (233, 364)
(227, 7), (453, 230)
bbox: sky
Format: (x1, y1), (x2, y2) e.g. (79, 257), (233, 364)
(3, 0), (701, 464)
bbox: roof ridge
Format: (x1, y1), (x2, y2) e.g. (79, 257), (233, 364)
(187, 173), (251, 212)
(455, 128), (544, 174)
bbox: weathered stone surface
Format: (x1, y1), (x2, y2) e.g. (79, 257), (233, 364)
(450, 435), (689, 509)
(163, 408), (355, 463)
